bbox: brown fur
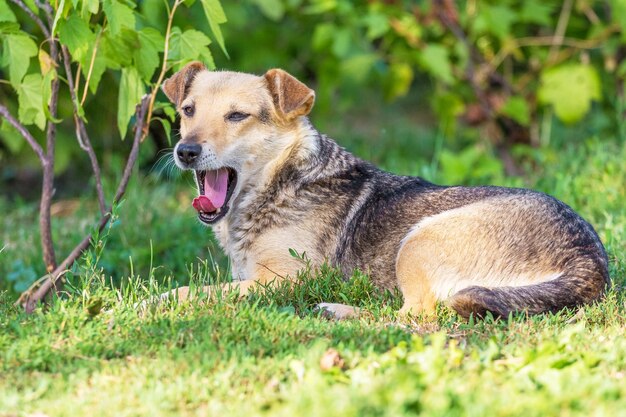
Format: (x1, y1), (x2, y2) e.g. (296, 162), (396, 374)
(158, 62), (610, 320)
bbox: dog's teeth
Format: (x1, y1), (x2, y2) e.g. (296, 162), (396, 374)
(216, 208), (221, 214)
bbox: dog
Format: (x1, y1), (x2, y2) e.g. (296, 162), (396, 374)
(160, 61), (610, 319)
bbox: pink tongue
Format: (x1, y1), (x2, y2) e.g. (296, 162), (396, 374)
(192, 168), (229, 213)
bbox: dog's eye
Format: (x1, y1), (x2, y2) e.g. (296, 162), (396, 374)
(225, 111), (250, 122)
(182, 105), (195, 117)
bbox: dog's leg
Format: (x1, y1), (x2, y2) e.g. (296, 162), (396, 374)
(395, 229), (439, 317)
(159, 274), (276, 304)
(152, 259), (300, 307)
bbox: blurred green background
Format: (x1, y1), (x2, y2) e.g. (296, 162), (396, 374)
(1, 0), (625, 297)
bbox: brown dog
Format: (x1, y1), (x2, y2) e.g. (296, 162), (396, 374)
(160, 62), (610, 319)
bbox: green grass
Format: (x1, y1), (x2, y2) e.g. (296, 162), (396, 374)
(1, 115), (625, 416)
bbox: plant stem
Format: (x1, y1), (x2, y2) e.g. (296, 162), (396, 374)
(9, 0), (50, 37)
(17, 96), (151, 313)
(40, 1), (58, 274)
(548, 0), (574, 65)
(145, 0), (183, 136)
(61, 45), (108, 216)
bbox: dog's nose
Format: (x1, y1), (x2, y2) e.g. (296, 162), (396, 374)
(176, 143), (202, 166)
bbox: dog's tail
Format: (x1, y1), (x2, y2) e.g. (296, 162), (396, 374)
(448, 263), (610, 319)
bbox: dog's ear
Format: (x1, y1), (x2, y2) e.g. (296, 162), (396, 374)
(264, 69), (315, 120)
(162, 61), (206, 107)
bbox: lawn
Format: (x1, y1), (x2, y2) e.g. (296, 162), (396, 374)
(1, 108), (625, 416)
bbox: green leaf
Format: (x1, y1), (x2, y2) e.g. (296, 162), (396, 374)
(439, 147), (502, 184)
(0, 0), (17, 22)
(168, 27), (212, 69)
(472, 4), (516, 41)
(58, 14), (95, 62)
(1, 119), (24, 153)
(153, 101), (177, 121)
(117, 67), (145, 139)
(134, 28), (164, 82)
(50, 0), (66, 36)
(383, 62), (413, 101)
(432, 90), (464, 129)
(520, 0), (554, 26)
(340, 54), (377, 84)
(538, 64), (601, 124)
(312, 23), (335, 51)
(418, 44), (454, 85)
(42, 69), (61, 122)
(198, 48), (216, 70)
(1, 34), (38, 87)
(18, 73), (46, 130)
(38, 49), (55, 76)
(101, 29), (138, 69)
(103, 0), (136, 36)
(331, 28), (351, 58)
(303, 0), (336, 14)
(0, 21), (20, 34)
(252, 0), (284, 21)
(81, 42), (107, 94)
(610, 0), (626, 41)
(501, 96), (530, 126)
(81, 0), (99, 17)
(22, 0), (36, 12)
(363, 12), (389, 40)
(199, 0), (228, 56)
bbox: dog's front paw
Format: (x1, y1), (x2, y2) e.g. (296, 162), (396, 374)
(315, 303), (361, 320)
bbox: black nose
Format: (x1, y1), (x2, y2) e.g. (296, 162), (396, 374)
(176, 143), (202, 166)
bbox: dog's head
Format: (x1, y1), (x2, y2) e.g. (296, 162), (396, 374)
(163, 62), (315, 224)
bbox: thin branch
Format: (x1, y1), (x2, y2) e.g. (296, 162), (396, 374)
(114, 97), (150, 201)
(74, 62), (82, 98)
(145, 0), (183, 136)
(581, 4), (600, 25)
(548, 0), (574, 64)
(39, 16), (60, 274)
(489, 32), (615, 71)
(9, 0), (50, 38)
(0, 104), (46, 163)
(36, 0), (59, 274)
(61, 45), (107, 215)
(18, 96), (151, 313)
(34, 0), (53, 17)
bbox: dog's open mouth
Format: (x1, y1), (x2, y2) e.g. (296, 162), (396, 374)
(192, 168), (237, 224)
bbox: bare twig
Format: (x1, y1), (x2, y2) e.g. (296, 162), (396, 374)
(0, 104), (46, 163)
(114, 97), (151, 202)
(548, 0), (574, 64)
(34, 0), (53, 17)
(61, 45), (107, 215)
(145, 0), (183, 136)
(9, 0), (50, 37)
(18, 96), (151, 313)
(40, 3), (59, 273)
(489, 31), (616, 71)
